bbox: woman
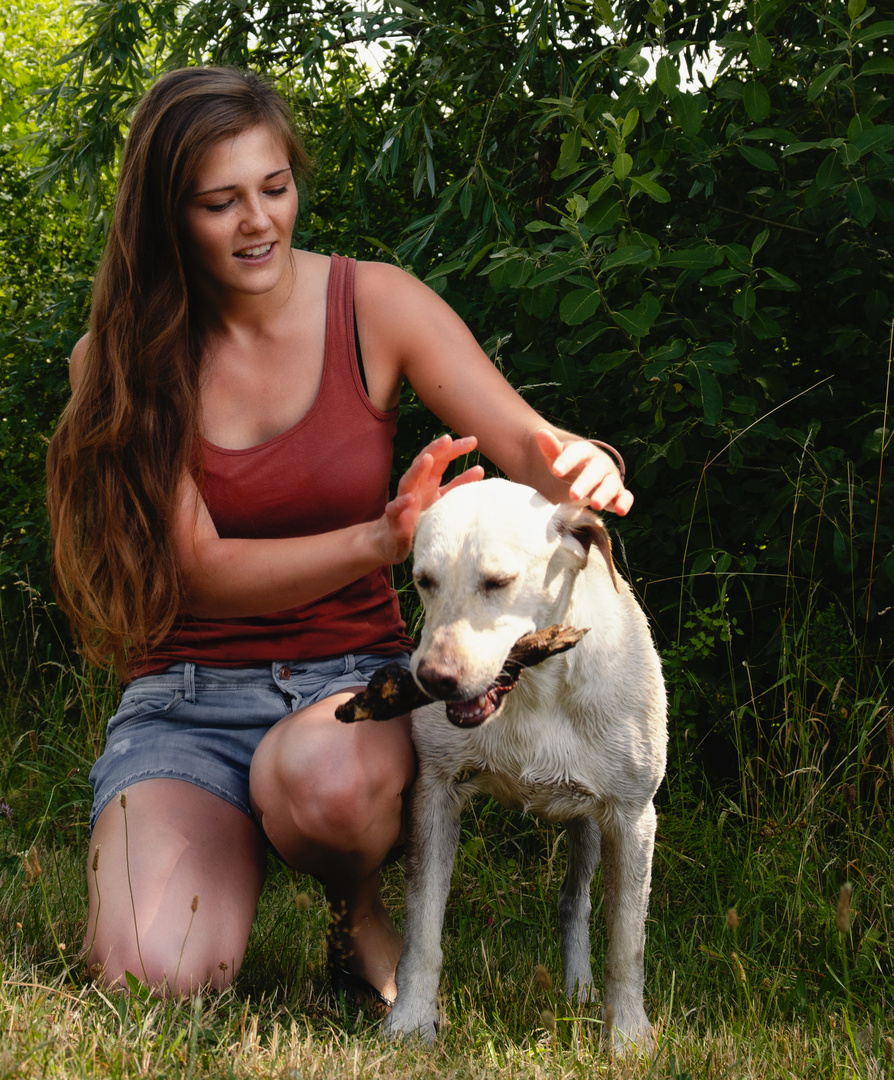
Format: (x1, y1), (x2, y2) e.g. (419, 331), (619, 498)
(46, 67), (632, 1004)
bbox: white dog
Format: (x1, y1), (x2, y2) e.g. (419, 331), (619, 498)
(384, 478), (667, 1054)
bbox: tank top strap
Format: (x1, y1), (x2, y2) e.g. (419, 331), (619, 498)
(321, 253), (396, 420)
(323, 254), (361, 399)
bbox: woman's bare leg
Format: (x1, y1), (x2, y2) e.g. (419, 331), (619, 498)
(249, 690), (415, 1001)
(85, 778), (267, 995)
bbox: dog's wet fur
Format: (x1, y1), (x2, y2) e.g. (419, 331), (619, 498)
(385, 479), (668, 1055)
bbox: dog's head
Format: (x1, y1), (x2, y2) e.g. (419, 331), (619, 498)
(410, 478), (617, 727)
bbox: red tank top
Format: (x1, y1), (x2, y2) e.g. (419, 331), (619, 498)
(131, 254), (412, 677)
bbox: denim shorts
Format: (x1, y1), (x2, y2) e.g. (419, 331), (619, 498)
(88, 653), (411, 833)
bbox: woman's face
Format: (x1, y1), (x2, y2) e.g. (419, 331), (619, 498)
(180, 124), (299, 304)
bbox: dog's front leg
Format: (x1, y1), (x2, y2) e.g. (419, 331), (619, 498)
(385, 764), (465, 1043)
(599, 800), (657, 1055)
(559, 815), (600, 1001)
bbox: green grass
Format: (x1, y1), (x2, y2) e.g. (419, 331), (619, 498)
(2, 602), (893, 1079)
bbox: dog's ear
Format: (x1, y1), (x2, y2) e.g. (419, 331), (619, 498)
(552, 506), (620, 592)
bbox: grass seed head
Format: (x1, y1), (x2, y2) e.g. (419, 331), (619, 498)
(295, 892), (312, 911)
(534, 964), (552, 991)
(92, 847), (100, 872)
(118, 791), (127, 809)
(835, 883), (852, 933)
(539, 1008), (556, 1032)
(731, 950), (746, 984)
(24, 846), (42, 882)
(726, 907), (739, 930)
(191, 895), (199, 913)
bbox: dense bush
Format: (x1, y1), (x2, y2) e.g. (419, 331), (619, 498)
(2, 0), (892, 775)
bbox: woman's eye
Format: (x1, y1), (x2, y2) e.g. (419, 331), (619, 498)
(266, 186), (288, 197)
(205, 202), (230, 213)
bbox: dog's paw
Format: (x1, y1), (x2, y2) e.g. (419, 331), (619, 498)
(562, 972), (596, 1004)
(383, 1005), (439, 1045)
(606, 1006), (654, 1058)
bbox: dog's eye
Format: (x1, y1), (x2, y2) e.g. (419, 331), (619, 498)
(483, 574), (516, 593)
(414, 572), (436, 592)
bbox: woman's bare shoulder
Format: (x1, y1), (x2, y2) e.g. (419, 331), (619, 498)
(69, 332), (91, 390)
(353, 258), (419, 298)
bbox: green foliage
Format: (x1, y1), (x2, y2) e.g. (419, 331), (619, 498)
(3, 0), (893, 779)
(0, 2), (98, 612)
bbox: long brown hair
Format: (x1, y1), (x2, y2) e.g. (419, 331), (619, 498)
(46, 67), (312, 673)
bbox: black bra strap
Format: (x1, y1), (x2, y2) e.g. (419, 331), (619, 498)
(353, 308), (368, 395)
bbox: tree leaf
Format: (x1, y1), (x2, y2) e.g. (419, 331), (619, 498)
(559, 287), (601, 326)
(612, 152), (633, 180)
(459, 180), (473, 220)
(854, 124), (894, 157)
(733, 285), (756, 319)
(655, 55), (679, 96)
(743, 81), (771, 122)
(807, 64), (847, 100)
(551, 353), (581, 392)
(687, 361), (723, 425)
(583, 197), (623, 233)
(612, 293), (661, 338)
(600, 244), (652, 271)
(558, 127), (582, 173)
(859, 57), (894, 77)
(847, 180), (877, 225)
(662, 245), (723, 270)
(761, 267), (800, 291)
(853, 18), (894, 44)
(738, 145), (777, 171)
(629, 174), (671, 203)
(748, 33), (772, 71)
(672, 93), (705, 136)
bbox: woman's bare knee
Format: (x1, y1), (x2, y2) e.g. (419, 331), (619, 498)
(250, 700), (415, 865)
(85, 779), (264, 996)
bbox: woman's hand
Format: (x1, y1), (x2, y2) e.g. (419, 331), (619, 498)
(377, 435), (484, 564)
(535, 429), (634, 516)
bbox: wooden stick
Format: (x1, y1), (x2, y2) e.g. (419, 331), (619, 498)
(336, 624), (589, 723)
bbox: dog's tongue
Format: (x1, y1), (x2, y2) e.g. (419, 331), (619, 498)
(445, 675), (518, 728)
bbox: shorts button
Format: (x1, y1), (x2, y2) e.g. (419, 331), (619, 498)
(278, 666), (291, 681)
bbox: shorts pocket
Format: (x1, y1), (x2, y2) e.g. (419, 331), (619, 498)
(105, 684), (184, 735)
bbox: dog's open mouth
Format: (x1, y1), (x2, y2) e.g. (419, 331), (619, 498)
(445, 670), (521, 727)
(335, 625), (589, 726)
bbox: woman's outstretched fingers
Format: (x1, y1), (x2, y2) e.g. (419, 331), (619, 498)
(535, 428), (633, 515)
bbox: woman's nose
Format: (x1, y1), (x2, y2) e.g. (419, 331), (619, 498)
(240, 196), (271, 233)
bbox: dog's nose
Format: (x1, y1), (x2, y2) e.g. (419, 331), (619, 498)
(415, 658), (463, 700)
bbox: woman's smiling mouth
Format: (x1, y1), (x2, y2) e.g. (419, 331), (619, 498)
(234, 243), (274, 259)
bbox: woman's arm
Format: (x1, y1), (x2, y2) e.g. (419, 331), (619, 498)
(69, 329), (481, 620)
(354, 262), (632, 515)
(172, 435), (483, 619)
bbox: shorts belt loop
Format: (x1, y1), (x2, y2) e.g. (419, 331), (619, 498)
(344, 654), (356, 675)
(183, 662), (196, 704)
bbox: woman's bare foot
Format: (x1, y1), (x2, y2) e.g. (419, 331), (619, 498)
(328, 892), (401, 1005)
